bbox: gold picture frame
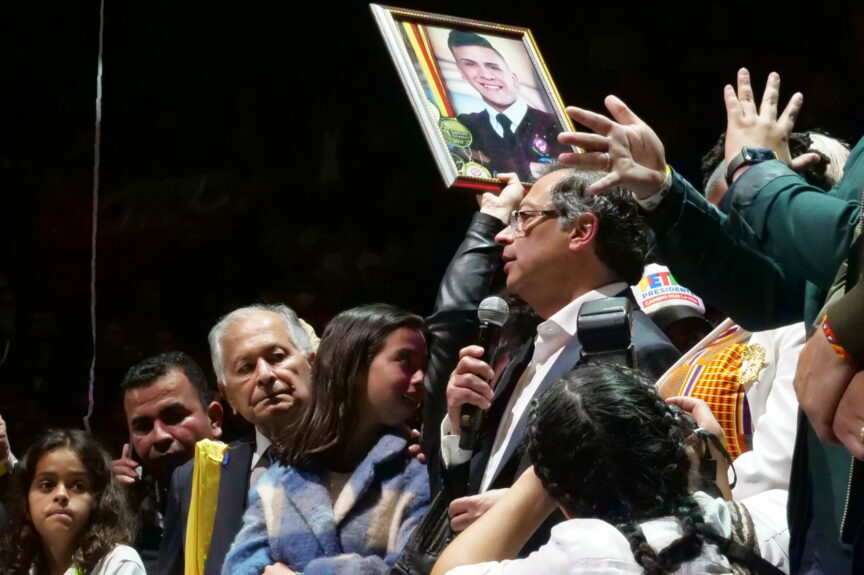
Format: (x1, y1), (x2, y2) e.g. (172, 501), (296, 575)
(371, 4), (574, 191)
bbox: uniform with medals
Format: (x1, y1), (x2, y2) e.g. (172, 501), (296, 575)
(454, 99), (569, 181)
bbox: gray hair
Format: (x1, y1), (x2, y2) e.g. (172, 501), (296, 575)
(549, 169), (650, 286)
(208, 303), (314, 383)
(808, 132), (850, 186)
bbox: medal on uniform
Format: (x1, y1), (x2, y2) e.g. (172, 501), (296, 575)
(531, 136), (549, 157)
(439, 117), (473, 148)
(450, 153), (465, 172)
(739, 343), (768, 388)
(462, 162), (492, 179)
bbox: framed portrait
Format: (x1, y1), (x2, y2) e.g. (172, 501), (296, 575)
(371, 4), (575, 191)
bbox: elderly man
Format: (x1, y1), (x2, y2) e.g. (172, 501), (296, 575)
(159, 303), (314, 575)
(439, 166), (680, 550)
(114, 351), (224, 571)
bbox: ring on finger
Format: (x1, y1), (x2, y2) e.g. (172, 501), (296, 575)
(859, 426), (864, 443)
(602, 152), (612, 171)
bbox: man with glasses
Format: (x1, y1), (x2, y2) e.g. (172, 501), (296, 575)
(437, 166), (680, 549)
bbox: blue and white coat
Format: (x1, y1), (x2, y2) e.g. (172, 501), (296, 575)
(223, 430), (430, 575)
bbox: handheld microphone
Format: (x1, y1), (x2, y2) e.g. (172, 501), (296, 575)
(459, 296), (509, 450)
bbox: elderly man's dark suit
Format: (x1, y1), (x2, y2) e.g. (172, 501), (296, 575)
(646, 139), (864, 574)
(158, 438), (254, 575)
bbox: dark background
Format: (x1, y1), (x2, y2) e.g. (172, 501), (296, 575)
(2, 0), (863, 452)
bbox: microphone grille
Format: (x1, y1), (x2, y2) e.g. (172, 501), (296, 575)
(478, 296), (510, 327)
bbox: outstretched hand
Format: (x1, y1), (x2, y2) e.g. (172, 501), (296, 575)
(558, 95), (667, 199)
(724, 68), (804, 177)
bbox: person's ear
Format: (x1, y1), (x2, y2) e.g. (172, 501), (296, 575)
(307, 351), (317, 366)
(512, 73), (520, 91)
(217, 381), (237, 415)
(207, 401), (224, 440)
(567, 212), (598, 252)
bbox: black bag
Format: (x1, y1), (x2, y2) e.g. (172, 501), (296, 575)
(389, 486), (456, 575)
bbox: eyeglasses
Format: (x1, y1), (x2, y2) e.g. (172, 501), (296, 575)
(509, 209), (561, 237)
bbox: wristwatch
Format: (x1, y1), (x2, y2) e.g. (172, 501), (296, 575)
(725, 147), (777, 185)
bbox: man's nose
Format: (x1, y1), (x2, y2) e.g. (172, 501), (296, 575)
(494, 225), (515, 245)
(151, 420), (174, 451)
(478, 65), (496, 79)
(254, 358), (277, 387)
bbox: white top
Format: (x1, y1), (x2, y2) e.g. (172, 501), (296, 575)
(441, 282), (628, 492)
(445, 492), (790, 575)
(31, 545), (145, 575)
(731, 323), (803, 499)
(250, 426), (272, 470)
(484, 99), (528, 138)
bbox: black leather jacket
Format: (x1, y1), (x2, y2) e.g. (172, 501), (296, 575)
(421, 212), (504, 494)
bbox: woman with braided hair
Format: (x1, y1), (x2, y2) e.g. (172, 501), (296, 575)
(432, 364), (788, 575)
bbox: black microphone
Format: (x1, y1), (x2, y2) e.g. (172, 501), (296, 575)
(459, 296), (509, 450)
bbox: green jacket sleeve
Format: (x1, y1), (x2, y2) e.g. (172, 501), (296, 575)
(728, 137), (864, 290)
(647, 170), (806, 331)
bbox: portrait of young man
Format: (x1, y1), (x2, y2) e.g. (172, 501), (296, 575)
(440, 29), (571, 182)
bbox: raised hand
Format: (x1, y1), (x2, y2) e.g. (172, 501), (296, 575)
(724, 68), (804, 179)
(112, 443), (140, 485)
(477, 172), (526, 224)
(558, 95), (667, 199)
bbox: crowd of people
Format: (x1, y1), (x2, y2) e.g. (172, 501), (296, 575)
(0, 66), (862, 575)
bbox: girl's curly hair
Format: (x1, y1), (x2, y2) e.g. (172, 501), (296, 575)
(0, 429), (137, 574)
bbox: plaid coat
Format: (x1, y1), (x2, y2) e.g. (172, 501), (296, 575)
(222, 430), (430, 575)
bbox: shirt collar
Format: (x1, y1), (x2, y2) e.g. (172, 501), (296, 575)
(486, 99), (528, 131)
(255, 427), (271, 459)
(533, 282), (629, 364)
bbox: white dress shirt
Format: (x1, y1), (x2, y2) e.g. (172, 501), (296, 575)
(441, 282), (628, 492)
(250, 427), (272, 470)
(484, 99), (528, 139)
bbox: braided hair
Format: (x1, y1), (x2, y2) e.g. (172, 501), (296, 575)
(526, 364), (708, 575)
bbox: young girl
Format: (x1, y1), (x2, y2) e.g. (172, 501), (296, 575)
(433, 364), (788, 575)
(224, 303), (431, 574)
(0, 429), (144, 575)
